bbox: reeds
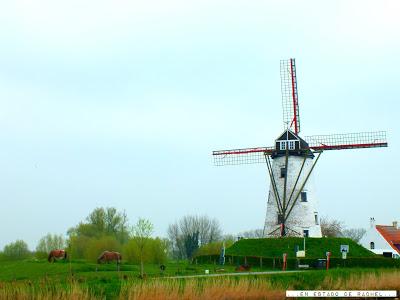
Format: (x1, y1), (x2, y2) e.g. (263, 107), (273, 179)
(0, 281), (93, 300)
(317, 270), (400, 290)
(120, 278), (286, 300)
(0, 270), (399, 299)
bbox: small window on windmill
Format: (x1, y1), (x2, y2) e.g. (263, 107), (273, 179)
(288, 140), (295, 150)
(301, 191), (307, 202)
(277, 214), (284, 225)
(303, 230), (309, 237)
(370, 242), (375, 250)
(280, 167), (286, 178)
(280, 141), (287, 150)
(314, 213), (319, 225)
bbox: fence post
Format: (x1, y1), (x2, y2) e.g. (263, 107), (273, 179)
(282, 253), (287, 271)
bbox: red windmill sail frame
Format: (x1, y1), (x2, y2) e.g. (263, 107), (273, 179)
(212, 131), (388, 166)
(281, 59), (300, 134)
(290, 59), (299, 134)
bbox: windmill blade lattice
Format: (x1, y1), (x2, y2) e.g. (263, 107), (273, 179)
(281, 59), (300, 134)
(212, 147), (274, 166)
(305, 131), (388, 151)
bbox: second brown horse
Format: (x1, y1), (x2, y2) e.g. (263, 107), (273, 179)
(48, 249), (67, 262)
(97, 251), (122, 265)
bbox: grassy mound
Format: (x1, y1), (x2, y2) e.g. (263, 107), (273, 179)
(226, 237), (376, 258)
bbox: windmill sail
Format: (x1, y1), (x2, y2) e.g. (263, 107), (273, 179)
(280, 59), (300, 134)
(305, 131), (388, 151)
(212, 147), (274, 166)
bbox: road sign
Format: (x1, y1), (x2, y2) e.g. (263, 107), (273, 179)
(296, 250), (305, 258)
(340, 245), (349, 253)
(342, 252), (347, 259)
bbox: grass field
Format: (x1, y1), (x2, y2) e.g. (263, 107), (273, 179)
(0, 259), (399, 299)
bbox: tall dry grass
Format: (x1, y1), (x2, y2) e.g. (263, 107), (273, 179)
(0, 271), (399, 299)
(317, 270), (400, 290)
(121, 271), (400, 300)
(0, 281), (94, 300)
(120, 278), (286, 300)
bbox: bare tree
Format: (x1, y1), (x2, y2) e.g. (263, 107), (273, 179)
(167, 215), (222, 259)
(320, 216), (344, 237)
(131, 218), (154, 278)
(239, 229), (264, 239)
(342, 228), (366, 243)
(36, 234), (65, 258)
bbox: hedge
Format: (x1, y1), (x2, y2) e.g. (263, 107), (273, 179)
(194, 254), (400, 269)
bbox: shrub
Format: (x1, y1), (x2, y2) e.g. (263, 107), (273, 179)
(84, 236), (121, 262)
(123, 237), (168, 264)
(3, 240), (31, 260)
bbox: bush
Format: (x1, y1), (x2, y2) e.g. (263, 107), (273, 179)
(123, 237), (168, 264)
(84, 236), (121, 262)
(194, 254), (400, 269)
(3, 240), (31, 260)
(194, 241), (234, 257)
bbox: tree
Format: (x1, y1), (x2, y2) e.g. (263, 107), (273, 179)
(342, 228), (366, 243)
(36, 234), (66, 259)
(168, 215), (222, 259)
(123, 237), (168, 265)
(320, 216), (344, 237)
(68, 207), (129, 257)
(131, 218), (154, 278)
(3, 240), (30, 260)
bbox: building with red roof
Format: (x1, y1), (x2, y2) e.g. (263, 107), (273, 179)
(360, 218), (400, 258)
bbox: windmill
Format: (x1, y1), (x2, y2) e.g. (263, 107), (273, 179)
(212, 59), (388, 238)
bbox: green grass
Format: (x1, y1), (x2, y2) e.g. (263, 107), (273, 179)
(226, 237), (376, 258)
(0, 259), (399, 299)
(0, 259), (238, 298)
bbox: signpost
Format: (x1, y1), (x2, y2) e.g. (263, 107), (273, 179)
(341, 244), (349, 260)
(340, 245), (349, 253)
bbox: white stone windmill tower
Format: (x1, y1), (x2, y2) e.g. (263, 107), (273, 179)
(212, 59), (388, 238)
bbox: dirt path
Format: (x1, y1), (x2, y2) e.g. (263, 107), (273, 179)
(163, 269), (306, 279)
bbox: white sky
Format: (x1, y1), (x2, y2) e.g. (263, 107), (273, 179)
(0, 0), (399, 249)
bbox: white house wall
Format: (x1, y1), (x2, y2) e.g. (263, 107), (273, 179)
(360, 226), (395, 254)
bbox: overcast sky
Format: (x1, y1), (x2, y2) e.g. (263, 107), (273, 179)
(0, 0), (399, 249)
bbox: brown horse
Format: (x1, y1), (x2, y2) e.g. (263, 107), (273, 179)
(48, 249), (67, 262)
(97, 251), (122, 265)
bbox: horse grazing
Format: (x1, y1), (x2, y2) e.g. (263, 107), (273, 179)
(97, 251), (122, 265)
(48, 249), (67, 263)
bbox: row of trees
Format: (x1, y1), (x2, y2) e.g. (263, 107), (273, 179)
(1, 210), (366, 263)
(320, 216), (366, 242)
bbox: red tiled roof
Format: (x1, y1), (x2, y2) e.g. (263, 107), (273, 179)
(376, 225), (400, 254)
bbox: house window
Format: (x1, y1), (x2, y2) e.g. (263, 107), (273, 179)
(280, 141), (287, 150)
(288, 141), (295, 150)
(303, 230), (309, 237)
(301, 191), (307, 202)
(370, 242), (375, 249)
(314, 213), (319, 225)
(280, 167), (286, 178)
